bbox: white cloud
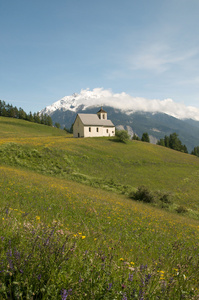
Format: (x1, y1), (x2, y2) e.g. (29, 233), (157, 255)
(71, 88), (199, 121)
(127, 42), (198, 74)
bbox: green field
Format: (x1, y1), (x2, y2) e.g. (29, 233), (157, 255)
(1, 117), (199, 299)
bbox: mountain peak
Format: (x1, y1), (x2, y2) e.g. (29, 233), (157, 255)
(40, 88), (199, 121)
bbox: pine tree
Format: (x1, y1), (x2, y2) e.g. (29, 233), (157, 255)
(141, 132), (150, 143)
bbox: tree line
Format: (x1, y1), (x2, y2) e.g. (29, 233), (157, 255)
(0, 100), (53, 126)
(156, 132), (188, 153)
(119, 129), (199, 156)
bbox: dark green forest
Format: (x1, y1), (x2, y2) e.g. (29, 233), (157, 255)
(0, 100), (53, 126)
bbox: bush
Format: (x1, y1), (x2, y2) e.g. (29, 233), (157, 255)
(176, 205), (187, 214)
(115, 129), (130, 143)
(159, 193), (172, 204)
(129, 186), (154, 203)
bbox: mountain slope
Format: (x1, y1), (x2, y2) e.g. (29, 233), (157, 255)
(40, 90), (199, 152)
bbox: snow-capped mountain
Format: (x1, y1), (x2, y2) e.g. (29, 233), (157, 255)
(40, 88), (199, 152)
(40, 88), (199, 121)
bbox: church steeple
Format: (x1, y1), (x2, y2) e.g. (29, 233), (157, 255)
(97, 107), (107, 120)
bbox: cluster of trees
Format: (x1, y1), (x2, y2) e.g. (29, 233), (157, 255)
(132, 132), (150, 142)
(120, 129), (199, 157)
(157, 133), (188, 153)
(191, 146), (199, 157)
(0, 100), (53, 126)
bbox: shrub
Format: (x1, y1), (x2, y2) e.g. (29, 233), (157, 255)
(129, 186), (154, 203)
(159, 193), (172, 204)
(115, 129), (130, 143)
(176, 205), (188, 214)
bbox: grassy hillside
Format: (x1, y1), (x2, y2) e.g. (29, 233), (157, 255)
(1, 117), (199, 299)
(0, 116), (67, 138)
(1, 117), (199, 216)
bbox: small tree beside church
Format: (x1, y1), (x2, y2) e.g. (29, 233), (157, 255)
(115, 129), (130, 143)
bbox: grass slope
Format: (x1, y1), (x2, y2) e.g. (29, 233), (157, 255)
(0, 116), (67, 138)
(1, 117), (199, 299)
(1, 117), (199, 216)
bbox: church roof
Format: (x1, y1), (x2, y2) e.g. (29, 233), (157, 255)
(78, 114), (114, 127)
(97, 107), (107, 113)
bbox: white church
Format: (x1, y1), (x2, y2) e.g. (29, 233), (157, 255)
(73, 108), (115, 138)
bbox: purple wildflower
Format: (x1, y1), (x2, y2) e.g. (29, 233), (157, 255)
(37, 274), (42, 280)
(61, 289), (68, 300)
(61, 288), (72, 300)
(122, 293), (127, 300)
(140, 264), (147, 271)
(145, 273), (152, 284)
(107, 283), (112, 290)
(128, 273), (133, 282)
(79, 277), (84, 283)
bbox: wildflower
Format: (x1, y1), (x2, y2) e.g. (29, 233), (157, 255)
(119, 258), (124, 261)
(128, 273), (133, 282)
(122, 294), (127, 300)
(81, 236), (86, 239)
(36, 216), (40, 222)
(61, 289), (67, 300)
(61, 288), (72, 300)
(107, 283), (112, 290)
(145, 274), (152, 284)
(79, 277), (84, 283)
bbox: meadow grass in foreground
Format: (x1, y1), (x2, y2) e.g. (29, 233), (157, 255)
(1, 166), (199, 299)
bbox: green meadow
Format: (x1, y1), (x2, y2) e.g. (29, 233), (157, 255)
(1, 116), (199, 299)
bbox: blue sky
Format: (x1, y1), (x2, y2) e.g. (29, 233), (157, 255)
(1, 0), (199, 114)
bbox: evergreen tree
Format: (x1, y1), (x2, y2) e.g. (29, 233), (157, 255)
(54, 122), (61, 129)
(191, 146), (199, 157)
(18, 107), (27, 120)
(141, 132), (150, 143)
(46, 115), (53, 126)
(27, 111), (34, 122)
(132, 133), (140, 140)
(157, 138), (165, 146)
(164, 135), (170, 147)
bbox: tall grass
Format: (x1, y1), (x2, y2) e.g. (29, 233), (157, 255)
(1, 166), (199, 299)
(1, 117), (199, 298)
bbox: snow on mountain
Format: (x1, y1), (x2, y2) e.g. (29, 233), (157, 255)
(40, 88), (199, 121)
